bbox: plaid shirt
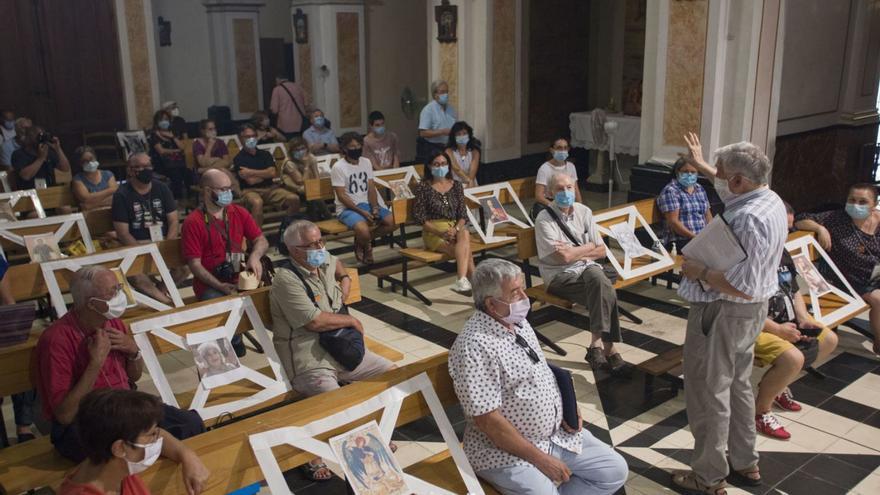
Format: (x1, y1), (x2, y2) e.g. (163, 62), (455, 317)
(656, 179), (710, 245)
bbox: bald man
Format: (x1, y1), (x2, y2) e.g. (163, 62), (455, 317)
(181, 170), (268, 356)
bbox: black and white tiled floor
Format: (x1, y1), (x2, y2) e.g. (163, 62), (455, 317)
(4, 192), (880, 494)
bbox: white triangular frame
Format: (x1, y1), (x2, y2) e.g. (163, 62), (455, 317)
(593, 205), (674, 280)
(315, 153), (342, 177)
(373, 166), (422, 200)
(249, 373), (483, 495)
(785, 234), (868, 327)
(0, 213), (93, 259)
(218, 134), (242, 151)
(130, 295), (291, 420)
(0, 189), (46, 218)
(40, 243), (183, 317)
(464, 182), (533, 244)
(257, 142), (291, 163)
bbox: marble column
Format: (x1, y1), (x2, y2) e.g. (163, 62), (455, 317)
(203, 0), (266, 120)
(114, 0), (161, 129)
(639, 0), (785, 166)
(426, 0), (523, 163)
(290, 0), (367, 134)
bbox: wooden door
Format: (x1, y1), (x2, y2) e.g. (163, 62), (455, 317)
(0, 0), (127, 151)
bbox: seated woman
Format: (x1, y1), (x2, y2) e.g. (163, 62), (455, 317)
(148, 109), (188, 200)
(412, 150), (474, 294)
(443, 121), (480, 187)
(251, 111), (285, 144)
(191, 119), (230, 174)
(796, 183), (880, 355)
(281, 138), (331, 220)
(59, 388), (209, 495)
(532, 137), (582, 219)
(656, 157), (712, 251)
(71, 146), (118, 211)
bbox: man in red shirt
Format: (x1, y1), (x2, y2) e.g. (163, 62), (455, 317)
(35, 266), (208, 490)
(182, 169), (268, 355)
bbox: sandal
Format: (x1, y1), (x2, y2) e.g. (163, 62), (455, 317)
(671, 471), (728, 495)
(300, 458), (332, 482)
(728, 464), (761, 487)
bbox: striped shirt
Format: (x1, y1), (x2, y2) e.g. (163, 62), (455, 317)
(678, 187), (788, 304)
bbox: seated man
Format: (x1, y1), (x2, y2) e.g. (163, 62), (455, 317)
(11, 125), (71, 190)
(232, 124), (300, 226)
(535, 172), (624, 371)
(302, 109), (340, 156)
(271, 219), (394, 481)
(59, 389), (209, 495)
(111, 152), (184, 303)
(35, 266), (205, 462)
(754, 202), (839, 440)
(182, 169), (268, 356)
(450, 259), (628, 495)
(331, 132), (395, 264)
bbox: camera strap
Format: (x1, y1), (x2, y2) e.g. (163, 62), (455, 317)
(203, 207), (232, 256)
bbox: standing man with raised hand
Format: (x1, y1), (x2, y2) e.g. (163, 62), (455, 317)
(672, 140), (788, 495)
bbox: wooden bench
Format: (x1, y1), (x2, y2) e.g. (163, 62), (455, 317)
(0, 354), (499, 495)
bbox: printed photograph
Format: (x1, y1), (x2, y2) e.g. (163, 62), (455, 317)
(610, 222), (647, 259)
(23, 233), (61, 263)
(792, 253), (832, 296)
(480, 196), (509, 224)
(388, 179), (413, 200)
(189, 337), (242, 380)
(109, 267), (137, 307)
(329, 421), (410, 495)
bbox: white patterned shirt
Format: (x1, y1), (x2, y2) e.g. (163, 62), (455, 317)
(678, 187), (788, 304)
(449, 311), (582, 472)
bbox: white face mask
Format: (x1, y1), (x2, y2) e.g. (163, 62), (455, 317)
(125, 436), (163, 475)
(91, 290), (127, 320)
(494, 297), (530, 325)
(713, 177), (738, 203)
(83, 160), (99, 173)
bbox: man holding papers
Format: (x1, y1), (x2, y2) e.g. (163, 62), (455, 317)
(672, 139), (788, 495)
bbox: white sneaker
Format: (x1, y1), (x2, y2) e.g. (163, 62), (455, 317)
(450, 277), (472, 295)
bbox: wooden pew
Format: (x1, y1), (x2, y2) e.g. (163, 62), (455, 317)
(36, 185), (76, 211)
(0, 354), (498, 495)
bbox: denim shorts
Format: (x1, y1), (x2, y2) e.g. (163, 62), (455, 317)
(338, 202), (391, 228)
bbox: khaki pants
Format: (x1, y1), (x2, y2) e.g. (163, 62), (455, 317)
(291, 350), (394, 397)
(547, 265), (621, 342)
(684, 299), (767, 486)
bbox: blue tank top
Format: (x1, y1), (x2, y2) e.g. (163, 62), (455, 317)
(74, 170), (113, 193)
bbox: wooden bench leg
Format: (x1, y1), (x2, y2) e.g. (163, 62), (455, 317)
(242, 332), (264, 354)
(619, 306), (643, 325)
(535, 330), (567, 356)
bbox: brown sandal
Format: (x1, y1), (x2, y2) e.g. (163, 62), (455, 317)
(728, 465), (761, 487)
(672, 471), (728, 495)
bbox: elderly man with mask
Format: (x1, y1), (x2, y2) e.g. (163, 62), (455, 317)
(271, 219), (394, 482)
(34, 267), (207, 485)
(232, 124), (300, 226)
(449, 258), (628, 495)
(535, 172), (624, 372)
(417, 80), (457, 164)
(673, 137), (788, 494)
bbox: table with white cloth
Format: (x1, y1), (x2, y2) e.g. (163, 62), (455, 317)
(569, 111), (641, 156)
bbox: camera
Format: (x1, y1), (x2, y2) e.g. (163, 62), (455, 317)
(213, 261), (236, 282)
(37, 132), (54, 145)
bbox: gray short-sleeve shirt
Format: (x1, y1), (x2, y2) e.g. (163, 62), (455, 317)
(535, 203), (601, 285)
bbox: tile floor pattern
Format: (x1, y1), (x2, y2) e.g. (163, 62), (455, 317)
(4, 196), (880, 495)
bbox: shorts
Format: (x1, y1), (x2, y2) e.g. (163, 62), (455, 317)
(241, 186), (298, 206)
(754, 324), (830, 368)
(422, 219), (456, 251)
(338, 202), (391, 229)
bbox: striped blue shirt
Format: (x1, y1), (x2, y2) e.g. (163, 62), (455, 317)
(678, 187), (788, 304)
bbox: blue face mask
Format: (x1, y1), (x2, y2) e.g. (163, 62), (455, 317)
(778, 270), (792, 286)
(214, 189), (233, 207)
(373, 126), (385, 136)
(293, 149), (306, 160)
(553, 150), (568, 162)
(438, 93), (449, 105)
(555, 189), (575, 207)
(431, 166), (449, 178)
(455, 135), (469, 145)
(314, 116), (325, 128)
(678, 172), (698, 187)
(846, 202), (872, 220)
(305, 248), (327, 268)
(244, 137), (258, 149)
(158, 120), (171, 130)
(2, 120), (14, 131)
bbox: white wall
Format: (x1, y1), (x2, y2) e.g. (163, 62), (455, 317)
(259, 0), (293, 42)
(152, 0), (215, 119)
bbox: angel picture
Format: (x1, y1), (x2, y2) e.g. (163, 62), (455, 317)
(329, 421), (410, 495)
(388, 179), (413, 200)
(792, 254), (832, 296)
(479, 197), (509, 224)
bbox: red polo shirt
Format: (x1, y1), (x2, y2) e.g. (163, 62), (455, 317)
(181, 204), (262, 298)
(35, 311), (132, 421)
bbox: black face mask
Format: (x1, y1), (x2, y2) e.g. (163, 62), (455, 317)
(135, 169), (153, 184)
(345, 148), (362, 160)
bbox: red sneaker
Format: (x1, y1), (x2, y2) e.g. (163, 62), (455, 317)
(773, 388), (802, 412)
(756, 412), (791, 440)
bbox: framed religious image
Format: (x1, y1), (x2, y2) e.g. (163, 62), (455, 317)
(329, 421), (411, 495)
(791, 253), (832, 296)
(109, 267), (137, 307)
(435, 0), (457, 43)
(294, 9), (308, 44)
(480, 197), (509, 224)
(388, 179), (413, 200)
(189, 337), (242, 382)
(24, 233), (62, 263)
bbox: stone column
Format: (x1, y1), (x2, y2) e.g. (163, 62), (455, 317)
(290, 0), (367, 134)
(426, 0), (523, 163)
(114, 0), (161, 129)
(203, 0), (266, 120)
(639, 0), (785, 165)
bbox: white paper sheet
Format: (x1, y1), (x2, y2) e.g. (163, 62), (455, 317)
(681, 215), (746, 272)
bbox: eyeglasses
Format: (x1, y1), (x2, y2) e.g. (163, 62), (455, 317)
(296, 239), (325, 250)
(514, 333), (540, 364)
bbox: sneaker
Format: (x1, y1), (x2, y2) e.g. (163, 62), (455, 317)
(450, 277), (472, 295)
(773, 388), (802, 412)
(756, 412), (790, 440)
(585, 346), (607, 370)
